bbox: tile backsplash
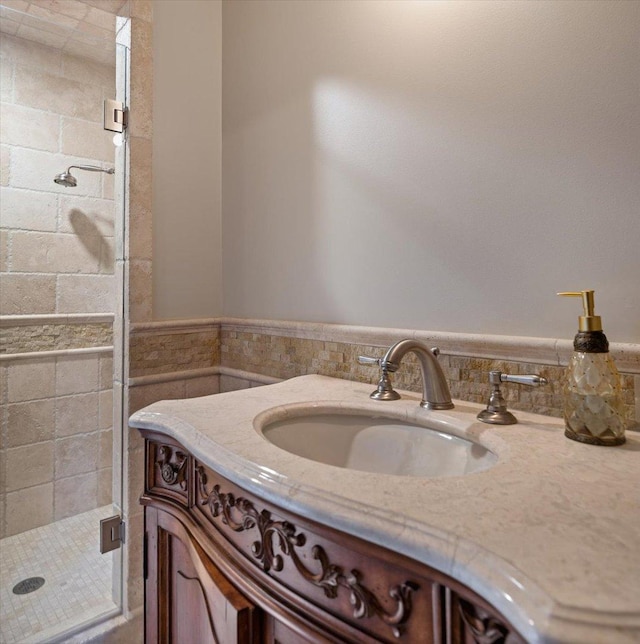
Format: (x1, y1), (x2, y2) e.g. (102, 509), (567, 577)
(220, 329), (635, 421)
(128, 318), (638, 425)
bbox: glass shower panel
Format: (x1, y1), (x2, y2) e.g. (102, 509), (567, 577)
(0, 3), (127, 641)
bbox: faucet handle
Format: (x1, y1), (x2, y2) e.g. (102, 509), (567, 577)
(497, 372), (547, 387)
(478, 370), (548, 425)
(358, 355), (401, 401)
(358, 355), (382, 366)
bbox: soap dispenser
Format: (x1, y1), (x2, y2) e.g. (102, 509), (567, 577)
(557, 290), (626, 446)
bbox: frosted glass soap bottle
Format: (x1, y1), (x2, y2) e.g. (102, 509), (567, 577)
(557, 290), (626, 446)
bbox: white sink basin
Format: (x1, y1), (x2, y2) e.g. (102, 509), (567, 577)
(259, 412), (497, 477)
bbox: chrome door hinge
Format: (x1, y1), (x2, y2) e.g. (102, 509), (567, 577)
(104, 99), (128, 133)
(100, 515), (125, 553)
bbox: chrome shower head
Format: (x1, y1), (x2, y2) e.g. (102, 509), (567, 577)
(54, 171), (77, 187)
(53, 165), (115, 188)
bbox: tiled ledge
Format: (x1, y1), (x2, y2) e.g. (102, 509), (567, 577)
(129, 318), (219, 335)
(0, 314), (114, 327)
(128, 365), (280, 388)
(0, 345), (113, 363)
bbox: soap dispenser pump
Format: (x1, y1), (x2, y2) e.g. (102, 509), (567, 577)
(557, 290), (626, 446)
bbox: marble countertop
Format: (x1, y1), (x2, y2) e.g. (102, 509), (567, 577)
(129, 375), (640, 644)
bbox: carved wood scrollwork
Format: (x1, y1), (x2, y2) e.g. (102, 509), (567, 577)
(196, 465), (418, 638)
(156, 445), (188, 490)
(458, 597), (509, 644)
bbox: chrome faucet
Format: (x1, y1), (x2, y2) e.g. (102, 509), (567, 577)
(359, 339), (454, 410)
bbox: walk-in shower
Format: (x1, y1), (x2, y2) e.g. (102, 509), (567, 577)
(0, 0), (130, 641)
(54, 165), (116, 188)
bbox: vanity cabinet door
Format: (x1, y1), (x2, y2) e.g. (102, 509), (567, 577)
(145, 507), (259, 643)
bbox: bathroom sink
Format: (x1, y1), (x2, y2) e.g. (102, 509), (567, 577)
(259, 412), (497, 477)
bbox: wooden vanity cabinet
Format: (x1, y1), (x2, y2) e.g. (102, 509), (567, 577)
(141, 432), (524, 644)
(145, 506), (257, 643)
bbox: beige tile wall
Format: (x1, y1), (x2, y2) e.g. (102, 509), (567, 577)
(0, 352), (113, 538)
(0, 33), (116, 316)
(0, 31), (117, 539)
(0, 4), (146, 641)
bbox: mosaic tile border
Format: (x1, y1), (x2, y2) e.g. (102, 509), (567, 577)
(219, 318), (640, 373)
(128, 318), (638, 423)
(129, 320), (220, 378)
(1, 314), (114, 355)
(1, 323), (114, 355)
(220, 329), (636, 420)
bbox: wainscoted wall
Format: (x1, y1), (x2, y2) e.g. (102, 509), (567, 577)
(128, 318), (639, 427)
(0, 314), (114, 538)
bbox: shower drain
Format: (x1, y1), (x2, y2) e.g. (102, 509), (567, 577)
(12, 577), (45, 595)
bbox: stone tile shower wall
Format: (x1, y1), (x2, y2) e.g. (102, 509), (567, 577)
(0, 33), (116, 314)
(0, 351), (114, 538)
(0, 33), (116, 538)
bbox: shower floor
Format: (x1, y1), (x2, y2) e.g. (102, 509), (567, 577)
(0, 506), (117, 644)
